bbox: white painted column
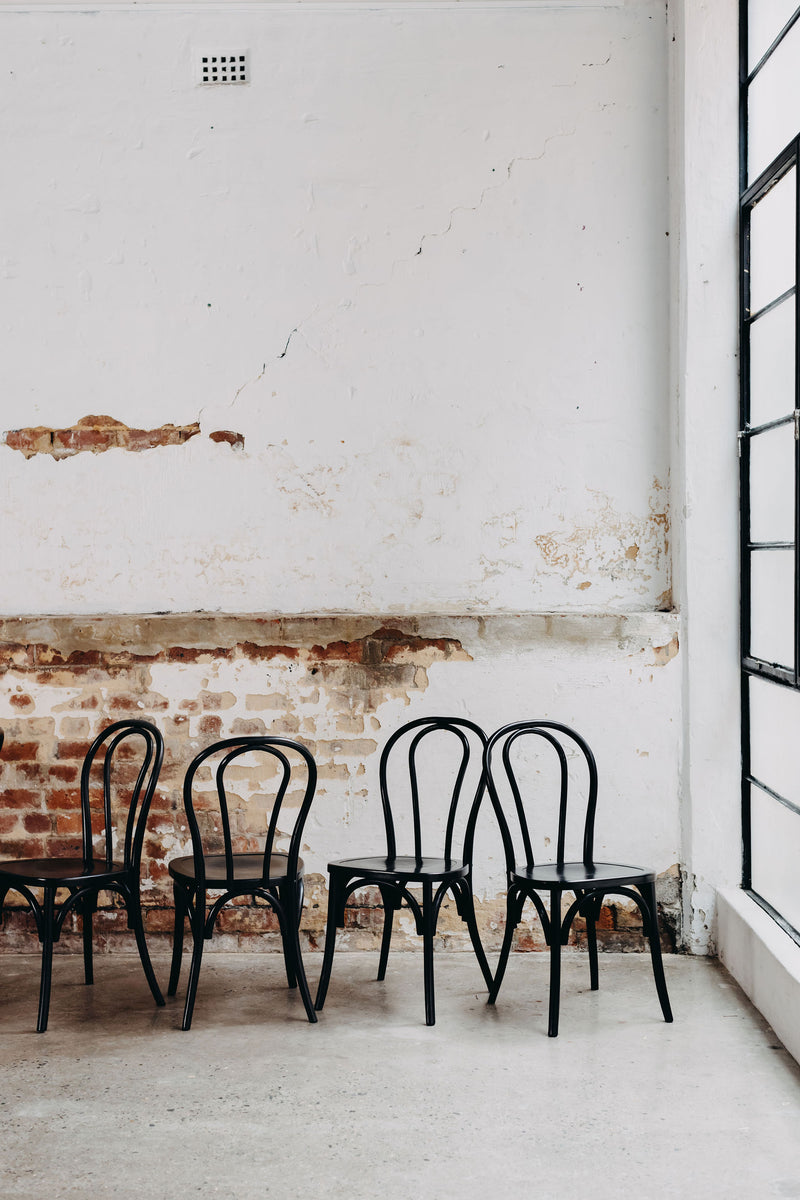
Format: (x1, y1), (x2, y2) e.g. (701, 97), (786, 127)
(671, 0), (742, 952)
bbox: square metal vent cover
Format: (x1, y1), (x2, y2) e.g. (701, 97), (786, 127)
(197, 51), (249, 86)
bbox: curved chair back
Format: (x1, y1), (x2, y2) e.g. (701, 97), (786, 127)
(484, 721), (599, 872)
(378, 717), (488, 863)
(182, 736), (317, 889)
(80, 720), (164, 871)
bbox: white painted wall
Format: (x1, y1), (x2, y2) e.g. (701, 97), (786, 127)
(3, 0), (738, 955)
(0, 0), (669, 616)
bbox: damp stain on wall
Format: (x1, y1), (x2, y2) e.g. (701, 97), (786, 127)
(533, 480), (670, 596)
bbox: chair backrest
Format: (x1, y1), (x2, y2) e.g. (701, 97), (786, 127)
(181, 737), (317, 888)
(484, 721), (599, 872)
(378, 717), (488, 863)
(80, 720), (164, 870)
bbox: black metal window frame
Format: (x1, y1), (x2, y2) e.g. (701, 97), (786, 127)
(739, 0), (800, 947)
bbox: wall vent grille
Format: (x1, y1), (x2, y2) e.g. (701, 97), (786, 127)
(199, 52), (248, 85)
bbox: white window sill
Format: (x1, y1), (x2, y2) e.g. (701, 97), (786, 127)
(717, 886), (800, 1066)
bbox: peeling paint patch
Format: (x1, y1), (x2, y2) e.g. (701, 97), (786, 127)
(209, 429), (245, 452)
(3, 415), (200, 460)
(652, 633), (679, 667)
(533, 481), (670, 596)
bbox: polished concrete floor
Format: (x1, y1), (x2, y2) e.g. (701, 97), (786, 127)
(0, 950), (799, 1199)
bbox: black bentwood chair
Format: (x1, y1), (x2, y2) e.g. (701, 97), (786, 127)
(484, 721), (673, 1037)
(0, 720), (165, 1033)
(314, 716), (494, 1026)
(167, 737), (318, 1030)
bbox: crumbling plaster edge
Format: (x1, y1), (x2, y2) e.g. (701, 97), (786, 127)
(0, 610), (681, 655)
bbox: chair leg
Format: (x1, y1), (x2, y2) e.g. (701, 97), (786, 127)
(422, 879), (436, 1026)
(277, 885), (298, 989)
(488, 891), (517, 1005)
(81, 894), (95, 986)
(461, 881), (494, 993)
(548, 890), (562, 1038)
(36, 887), (56, 1034)
(167, 882), (188, 997)
(286, 888), (317, 1024)
(641, 880), (673, 1024)
(377, 885), (395, 982)
(584, 892), (600, 992)
(314, 875), (342, 1013)
(181, 891), (206, 1031)
(128, 889), (165, 1007)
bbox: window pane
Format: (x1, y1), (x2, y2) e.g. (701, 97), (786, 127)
(749, 422), (795, 542)
(749, 167), (796, 314)
(749, 296), (796, 427)
(749, 23), (800, 180)
(749, 0), (800, 70)
(751, 783), (800, 932)
(749, 547), (795, 667)
(750, 674), (800, 805)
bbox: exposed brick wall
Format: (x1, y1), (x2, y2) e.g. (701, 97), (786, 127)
(2, 414), (244, 460)
(0, 614), (680, 957)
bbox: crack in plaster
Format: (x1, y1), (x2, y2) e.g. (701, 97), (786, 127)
(278, 329), (298, 360)
(207, 135), (574, 412)
(411, 132), (576, 260)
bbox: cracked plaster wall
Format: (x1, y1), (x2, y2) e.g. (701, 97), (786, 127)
(0, 2), (693, 953)
(0, 0), (669, 616)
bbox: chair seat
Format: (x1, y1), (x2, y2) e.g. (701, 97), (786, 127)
(330, 855), (468, 883)
(0, 858), (124, 887)
(512, 861), (654, 889)
(168, 852), (303, 887)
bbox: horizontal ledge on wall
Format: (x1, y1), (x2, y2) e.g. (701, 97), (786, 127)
(0, 0), (625, 10)
(0, 611), (681, 666)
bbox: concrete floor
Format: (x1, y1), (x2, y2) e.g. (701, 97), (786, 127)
(0, 951), (799, 1200)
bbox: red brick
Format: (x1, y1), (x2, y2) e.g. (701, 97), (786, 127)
(1, 836), (46, 858)
(50, 764), (79, 783)
(55, 813), (83, 835)
(23, 813), (52, 834)
(46, 836), (83, 856)
(1, 788), (40, 809)
(143, 908), (176, 933)
(56, 741), (92, 761)
(0, 741), (41, 762)
(9, 694), (34, 711)
(62, 693), (100, 710)
(230, 718), (267, 736)
(310, 640), (364, 663)
(198, 715), (222, 738)
(0, 813), (21, 835)
(217, 907), (279, 933)
(46, 788), (82, 811)
(35, 647), (103, 667)
(16, 763), (47, 783)
(164, 716), (189, 736)
(146, 860), (170, 883)
(168, 647), (220, 664)
(200, 691), (234, 712)
(108, 695), (146, 713)
(147, 792), (175, 814)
